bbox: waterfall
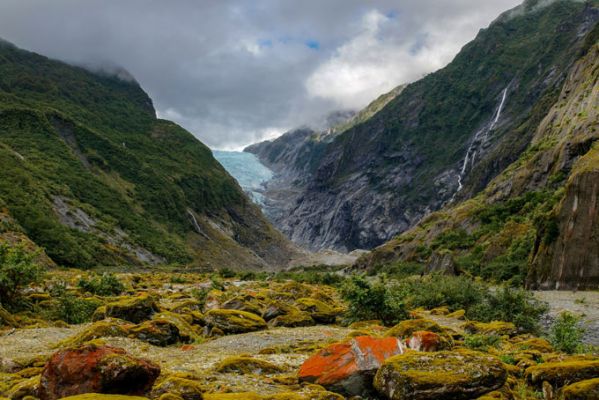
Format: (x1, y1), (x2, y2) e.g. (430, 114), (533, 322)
(187, 209), (209, 238)
(453, 87), (509, 196)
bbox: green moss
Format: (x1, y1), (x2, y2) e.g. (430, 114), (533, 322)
(56, 318), (132, 347)
(92, 293), (158, 323)
(526, 360), (599, 388)
(151, 376), (204, 400)
(295, 298), (339, 323)
(462, 321), (517, 337)
(59, 395), (148, 400)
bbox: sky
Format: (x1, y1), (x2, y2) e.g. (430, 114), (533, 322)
(0, 0), (522, 150)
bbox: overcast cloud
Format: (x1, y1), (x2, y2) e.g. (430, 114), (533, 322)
(0, 0), (521, 149)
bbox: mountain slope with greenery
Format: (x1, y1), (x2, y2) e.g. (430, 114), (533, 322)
(248, 0), (599, 254)
(0, 39), (296, 270)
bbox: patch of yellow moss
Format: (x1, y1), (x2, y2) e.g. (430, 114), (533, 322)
(526, 360), (599, 388)
(60, 395), (149, 400)
(151, 376), (204, 400)
(295, 298), (339, 323)
(204, 309), (267, 334)
(55, 318), (132, 348)
(462, 321), (516, 336)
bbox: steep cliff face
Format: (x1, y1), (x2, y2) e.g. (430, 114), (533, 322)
(357, 29), (599, 288)
(0, 40), (296, 270)
(249, 0), (599, 253)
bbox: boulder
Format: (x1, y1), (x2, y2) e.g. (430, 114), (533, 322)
(268, 310), (314, 328)
(38, 344), (160, 400)
(204, 309), (267, 334)
(298, 336), (405, 397)
(295, 298), (339, 324)
(525, 360), (599, 389)
(129, 319), (186, 347)
(93, 293), (158, 324)
(214, 357), (284, 374)
(374, 349), (507, 400)
(563, 378), (599, 400)
(5, 375), (39, 399)
(221, 295), (262, 316)
(151, 376), (203, 400)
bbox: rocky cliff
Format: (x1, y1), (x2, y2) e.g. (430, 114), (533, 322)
(0, 39), (296, 270)
(247, 0), (599, 254)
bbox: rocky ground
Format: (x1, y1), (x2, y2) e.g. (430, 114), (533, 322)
(1, 272), (598, 400)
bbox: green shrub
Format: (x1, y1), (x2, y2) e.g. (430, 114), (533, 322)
(218, 268), (236, 279)
(467, 286), (548, 334)
(78, 273), (124, 296)
(191, 288), (210, 309)
(0, 243), (43, 308)
(549, 312), (585, 354)
(464, 334), (501, 351)
(373, 262), (424, 278)
(401, 274), (486, 312)
(49, 282), (101, 324)
(340, 275), (408, 326)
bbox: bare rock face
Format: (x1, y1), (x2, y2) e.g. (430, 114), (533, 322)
(528, 166), (599, 290)
(38, 344), (160, 400)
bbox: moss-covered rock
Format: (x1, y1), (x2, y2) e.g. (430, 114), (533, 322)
(514, 337), (553, 353)
(462, 321), (517, 337)
(385, 319), (443, 338)
(525, 360), (599, 389)
(151, 376), (204, 400)
(268, 310), (314, 328)
(163, 300), (201, 315)
(374, 349), (507, 400)
(56, 319), (132, 348)
(563, 378), (599, 400)
(204, 309), (266, 334)
(129, 319), (186, 347)
(92, 293), (158, 324)
(295, 298), (339, 324)
(221, 295), (262, 316)
(214, 357), (284, 374)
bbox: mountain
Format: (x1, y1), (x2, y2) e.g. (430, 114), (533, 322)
(247, 0), (599, 254)
(357, 23), (599, 290)
(0, 39), (296, 270)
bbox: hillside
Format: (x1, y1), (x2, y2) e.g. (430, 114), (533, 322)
(248, 0), (599, 254)
(0, 39), (296, 270)
(357, 23), (599, 290)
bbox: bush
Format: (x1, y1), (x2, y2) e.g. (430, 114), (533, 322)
(401, 274), (487, 312)
(49, 282), (101, 324)
(0, 243), (43, 308)
(78, 273), (124, 296)
(467, 286), (548, 334)
(340, 275), (408, 326)
(549, 312), (585, 354)
(464, 334), (501, 351)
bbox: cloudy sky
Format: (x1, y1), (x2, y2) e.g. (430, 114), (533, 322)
(0, 0), (522, 150)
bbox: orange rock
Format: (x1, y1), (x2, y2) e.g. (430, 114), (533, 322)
(38, 344), (160, 400)
(406, 331), (442, 352)
(298, 336), (404, 397)
(180, 344), (195, 351)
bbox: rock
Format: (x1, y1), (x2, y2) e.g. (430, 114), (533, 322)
(221, 296), (262, 316)
(129, 319), (186, 347)
(563, 378), (599, 400)
(406, 331), (445, 352)
(446, 310), (466, 320)
(268, 311), (314, 328)
(462, 321), (517, 336)
(426, 251), (458, 275)
(0, 305), (17, 328)
(215, 357), (284, 374)
(38, 344), (160, 400)
(525, 360), (599, 389)
(295, 298), (339, 324)
(151, 376), (203, 400)
(93, 293), (159, 324)
(204, 309), (267, 334)
(163, 299), (201, 314)
(385, 319), (444, 338)
(513, 337), (553, 353)
(374, 349), (507, 400)
(56, 319), (133, 347)
(298, 336), (405, 397)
